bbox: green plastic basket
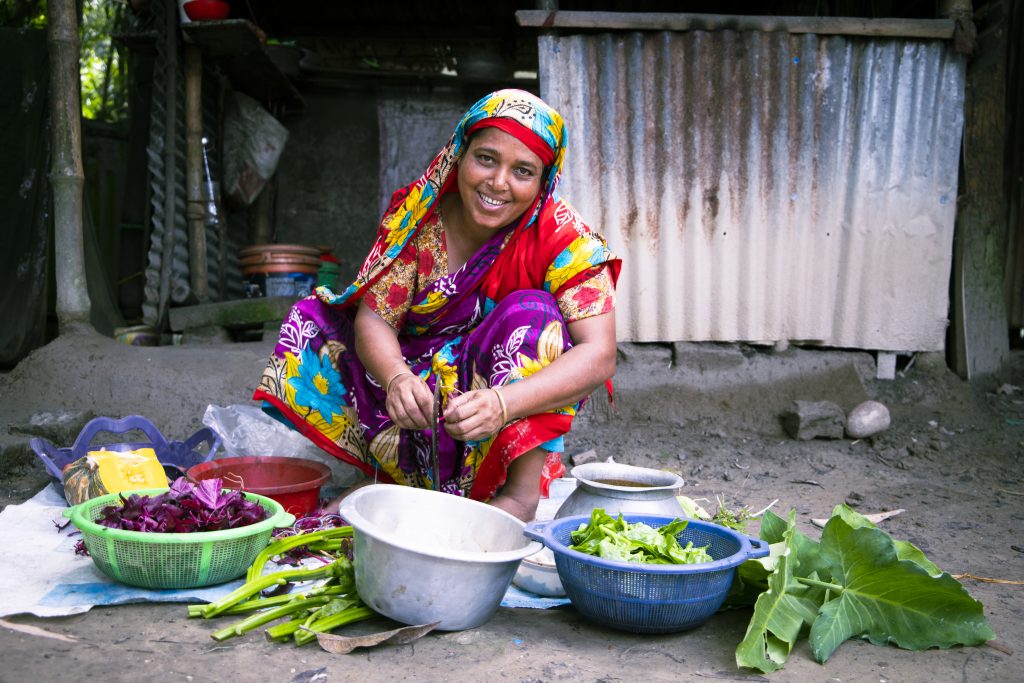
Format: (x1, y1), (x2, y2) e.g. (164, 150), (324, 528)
(63, 488), (296, 590)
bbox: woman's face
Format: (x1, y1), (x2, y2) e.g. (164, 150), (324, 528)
(456, 127), (545, 233)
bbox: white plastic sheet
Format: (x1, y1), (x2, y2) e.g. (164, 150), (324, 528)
(222, 92), (289, 207)
(202, 404), (365, 490)
(0, 485), (241, 618)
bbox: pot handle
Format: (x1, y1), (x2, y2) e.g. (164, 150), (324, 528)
(70, 415), (172, 461)
(746, 537), (770, 560)
(522, 520), (549, 543)
(30, 437), (66, 480)
(176, 427), (222, 467)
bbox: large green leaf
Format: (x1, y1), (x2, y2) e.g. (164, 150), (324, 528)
(758, 509), (789, 543)
(809, 517), (996, 663)
(735, 513), (823, 673)
(760, 509), (830, 582)
(831, 504), (942, 576)
(723, 540), (784, 608)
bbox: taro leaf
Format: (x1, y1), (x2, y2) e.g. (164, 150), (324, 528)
(723, 540), (785, 608)
(830, 504), (941, 576)
(623, 521), (667, 546)
(736, 511), (823, 673)
(760, 509), (830, 583)
(758, 509), (789, 544)
(665, 537), (713, 565)
(597, 537), (636, 562)
(809, 517), (996, 664)
(569, 511), (705, 564)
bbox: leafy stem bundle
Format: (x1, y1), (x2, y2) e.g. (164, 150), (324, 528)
(729, 505), (995, 673)
(190, 525), (371, 646)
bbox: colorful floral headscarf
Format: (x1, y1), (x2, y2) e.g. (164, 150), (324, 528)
(317, 89), (568, 308)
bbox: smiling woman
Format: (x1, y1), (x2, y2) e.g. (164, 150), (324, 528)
(254, 89), (621, 522)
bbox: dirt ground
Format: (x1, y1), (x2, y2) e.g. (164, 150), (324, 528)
(0, 330), (1021, 683)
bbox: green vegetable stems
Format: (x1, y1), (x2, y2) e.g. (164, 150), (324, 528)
(191, 525), (372, 646)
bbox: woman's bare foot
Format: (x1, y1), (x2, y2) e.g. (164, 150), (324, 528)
(489, 492), (539, 522)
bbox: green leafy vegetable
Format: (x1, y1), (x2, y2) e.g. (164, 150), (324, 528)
(734, 505), (996, 674)
(711, 494), (752, 532)
(676, 495), (712, 521)
(808, 515), (994, 662)
(191, 525), (373, 646)
(829, 504), (941, 577)
(569, 508), (713, 565)
(735, 511), (821, 672)
(760, 509), (831, 584)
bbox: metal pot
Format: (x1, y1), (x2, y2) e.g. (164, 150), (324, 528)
(512, 547), (565, 597)
(338, 484), (541, 631)
(554, 462), (685, 520)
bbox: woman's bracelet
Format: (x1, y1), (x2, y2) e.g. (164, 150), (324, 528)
(492, 386), (509, 425)
(385, 369), (413, 395)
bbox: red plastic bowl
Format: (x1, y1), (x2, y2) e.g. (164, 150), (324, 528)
(183, 0), (230, 22)
(187, 456), (331, 516)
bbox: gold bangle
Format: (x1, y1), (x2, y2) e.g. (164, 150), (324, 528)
(492, 386), (509, 425)
(385, 369), (413, 395)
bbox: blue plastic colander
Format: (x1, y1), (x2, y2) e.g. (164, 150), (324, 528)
(523, 514), (769, 634)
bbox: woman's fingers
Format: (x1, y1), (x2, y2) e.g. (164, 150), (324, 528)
(443, 389), (503, 440)
(386, 375), (432, 429)
(413, 384), (436, 428)
(389, 381), (508, 436)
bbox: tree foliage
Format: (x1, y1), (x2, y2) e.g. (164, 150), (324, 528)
(2, 0), (130, 123)
(80, 0), (128, 123)
(0, 0), (47, 28)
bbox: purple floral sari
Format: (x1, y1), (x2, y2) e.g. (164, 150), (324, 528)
(256, 225), (576, 500)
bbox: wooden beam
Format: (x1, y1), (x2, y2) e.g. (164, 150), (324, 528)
(185, 43), (208, 303)
(516, 10), (955, 39)
(168, 296), (297, 332)
(180, 19), (305, 112)
(950, 1), (1010, 378)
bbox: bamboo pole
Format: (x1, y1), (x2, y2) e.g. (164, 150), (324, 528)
(47, 0), (92, 330)
(185, 42), (208, 302)
(515, 10), (955, 39)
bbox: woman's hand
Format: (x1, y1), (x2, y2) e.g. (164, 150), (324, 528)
(354, 302), (435, 430)
(443, 388), (506, 441)
(386, 373), (434, 430)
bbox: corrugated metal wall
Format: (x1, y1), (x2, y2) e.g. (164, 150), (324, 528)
(143, 0), (243, 326)
(540, 30), (965, 351)
(142, 0), (187, 325)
